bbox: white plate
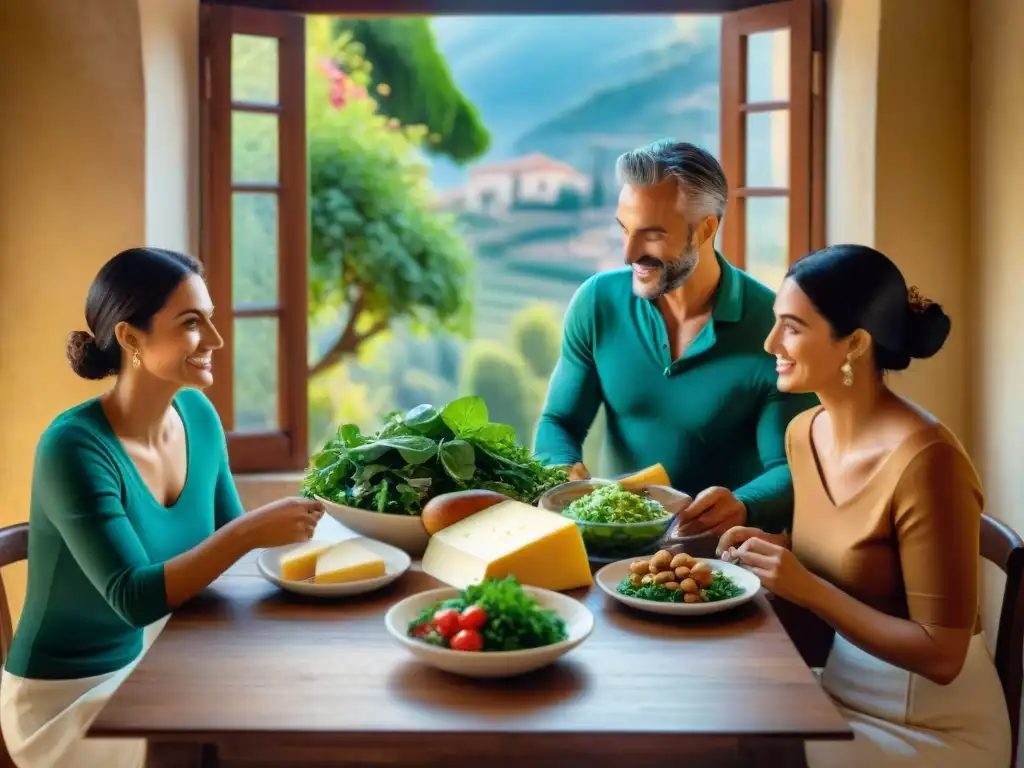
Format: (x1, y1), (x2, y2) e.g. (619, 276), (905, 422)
(594, 557), (761, 616)
(257, 537), (411, 597)
(384, 585), (594, 678)
(316, 495), (430, 557)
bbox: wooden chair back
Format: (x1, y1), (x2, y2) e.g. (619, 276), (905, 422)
(0, 523), (28, 667)
(980, 513), (1024, 765)
(0, 522), (28, 768)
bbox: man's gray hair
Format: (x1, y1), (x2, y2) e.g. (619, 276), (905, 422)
(615, 139), (728, 223)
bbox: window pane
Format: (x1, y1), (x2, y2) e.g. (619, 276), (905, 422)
(232, 112), (278, 184)
(745, 196), (789, 290)
(747, 29), (789, 103)
(234, 317), (279, 432)
(231, 35), (278, 104)
(232, 193), (278, 306)
(746, 110), (789, 187)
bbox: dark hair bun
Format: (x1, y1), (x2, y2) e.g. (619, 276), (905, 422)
(66, 330), (119, 380)
(904, 301), (951, 360)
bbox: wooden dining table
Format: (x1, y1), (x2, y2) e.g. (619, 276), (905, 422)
(89, 517), (852, 767)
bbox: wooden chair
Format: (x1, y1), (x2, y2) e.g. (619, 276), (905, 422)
(773, 512), (1024, 767)
(981, 513), (1024, 765)
(0, 522), (28, 768)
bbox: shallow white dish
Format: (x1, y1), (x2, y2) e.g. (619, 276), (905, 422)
(594, 557), (761, 616)
(384, 585), (594, 678)
(257, 537), (411, 597)
(316, 495), (430, 557)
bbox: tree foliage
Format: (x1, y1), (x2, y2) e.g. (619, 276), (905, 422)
(306, 19), (475, 377)
(511, 303), (562, 381)
(460, 341), (534, 446)
(332, 18), (490, 164)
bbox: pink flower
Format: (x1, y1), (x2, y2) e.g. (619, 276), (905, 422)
(329, 82), (346, 108)
(318, 57), (343, 82)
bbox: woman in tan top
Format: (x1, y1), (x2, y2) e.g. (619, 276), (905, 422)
(717, 244), (1011, 767)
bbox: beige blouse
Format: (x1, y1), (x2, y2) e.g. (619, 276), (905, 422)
(788, 406), (981, 631)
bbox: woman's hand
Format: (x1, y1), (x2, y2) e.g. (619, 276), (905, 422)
(716, 526), (789, 558)
(728, 536), (818, 605)
(237, 497), (325, 550)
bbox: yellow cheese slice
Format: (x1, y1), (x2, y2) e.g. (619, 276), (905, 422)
(314, 539), (387, 585)
(279, 541), (332, 582)
(421, 500), (593, 592)
(618, 462), (671, 491)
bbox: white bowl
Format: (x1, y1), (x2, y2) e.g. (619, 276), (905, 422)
(384, 585), (594, 678)
(316, 495), (431, 557)
(257, 537), (411, 597)
(594, 557), (761, 616)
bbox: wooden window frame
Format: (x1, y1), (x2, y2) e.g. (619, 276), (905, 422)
(200, 4), (309, 473)
(720, 0), (826, 274)
(198, 0), (825, 474)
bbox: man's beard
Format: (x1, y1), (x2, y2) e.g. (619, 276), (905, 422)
(629, 244), (699, 301)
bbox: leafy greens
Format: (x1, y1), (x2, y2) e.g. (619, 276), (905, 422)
(408, 576), (569, 651)
(300, 396), (569, 515)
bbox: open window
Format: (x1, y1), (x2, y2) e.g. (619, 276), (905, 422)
(199, 0), (825, 475)
(200, 5), (309, 472)
(719, 0), (825, 288)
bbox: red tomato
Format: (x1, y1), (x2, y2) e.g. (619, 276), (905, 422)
(431, 608), (461, 638)
(450, 629), (483, 652)
(458, 604), (488, 631)
(410, 623), (431, 638)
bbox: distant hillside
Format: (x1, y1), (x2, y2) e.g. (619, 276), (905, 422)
(425, 15), (722, 190)
(512, 39), (720, 173)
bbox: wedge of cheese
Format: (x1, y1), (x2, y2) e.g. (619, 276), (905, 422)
(421, 500), (593, 592)
(279, 541), (332, 582)
(314, 539), (387, 585)
(618, 462), (671, 491)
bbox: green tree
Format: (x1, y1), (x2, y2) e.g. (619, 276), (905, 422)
(332, 18), (490, 164)
(512, 304), (563, 381)
(461, 341), (534, 445)
(306, 19), (475, 377)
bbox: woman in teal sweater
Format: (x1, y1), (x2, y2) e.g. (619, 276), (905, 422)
(0, 248), (324, 768)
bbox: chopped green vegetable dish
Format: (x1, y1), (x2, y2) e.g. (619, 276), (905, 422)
(561, 483), (670, 524)
(408, 576), (568, 652)
(617, 570), (745, 603)
(300, 396), (567, 515)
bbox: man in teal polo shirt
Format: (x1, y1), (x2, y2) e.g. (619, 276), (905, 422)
(534, 139), (817, 535)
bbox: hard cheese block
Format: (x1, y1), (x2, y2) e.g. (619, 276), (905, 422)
(421, 500), (593, 591)
(279, 541), (332, 581)
(314, 539), (387, 584)
(618, 463), (671, 491)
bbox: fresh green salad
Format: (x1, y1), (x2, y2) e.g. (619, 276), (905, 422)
(300, 396), (567, 516)
(560, 483), (673, 559)
(561, 483), (671, 524)
(407, 576), (568, 652)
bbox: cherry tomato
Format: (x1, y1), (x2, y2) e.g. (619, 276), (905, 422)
(450, 629), (483, 652)
(431, 608), (461, 638)
(411, 623), (431, 638)
(458, 604), (488, 631)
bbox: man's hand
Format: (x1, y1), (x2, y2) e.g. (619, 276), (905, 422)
(568, 462), (591, 481)
(674, 486), (747, 537)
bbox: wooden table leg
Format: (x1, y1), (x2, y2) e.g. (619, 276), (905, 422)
(145, 742), (217, 768)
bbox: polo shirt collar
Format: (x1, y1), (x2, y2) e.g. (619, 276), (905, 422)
(711, 250), (744, 323)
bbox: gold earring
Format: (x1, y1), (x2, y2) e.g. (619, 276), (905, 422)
(841, 358), (853, 387)
(132, 348), (141, 369)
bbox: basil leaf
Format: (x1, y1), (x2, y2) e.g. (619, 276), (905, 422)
(440, 396), (488, 436)
(350, 435), (438, 465)
(403, 404), (445, 436)
(439, 439), (477, 481)
(475, 422), (517, 449)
